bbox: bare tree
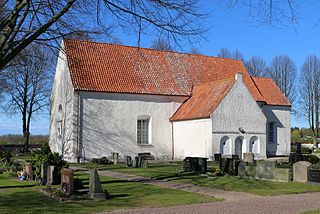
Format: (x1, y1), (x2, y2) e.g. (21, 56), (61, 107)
(151, 38), (173, 51)
(267, 55), (296, 104)
(300, 55), (320, 145)
(0, 0), (207, 70)
(217, 47), (245, 64)
(189, 47), (202, 54)
(245, 56), (267, 77)
(2, 45), (52, 150)
(220, 1), (300, 27)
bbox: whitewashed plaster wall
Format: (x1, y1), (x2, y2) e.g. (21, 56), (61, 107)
(211, 74), (267, 160)
(262, 105), (291, 156)
(172, 119), (212, 159)
(78, 92), (185, 161)
(49, 46), (77, 162)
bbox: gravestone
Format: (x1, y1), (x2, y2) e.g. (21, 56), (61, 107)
(243, 153), (254, 163)
(308, 164), (320, 183)
(112, 152), (119, 165)
(214, 153), (221, 162)
(126, 156), (133, 167)
(293, 161), (312, 182)
(89, 169), (106, 200)
(46, 165), (60, 185)
(24, 163), (33, 180)
(256, 161), (276, 180)
(237, 161), (247, 177)
(40, 162), (49, 184)
(183, 157), (208, 172)
(61, 168), (74, 196)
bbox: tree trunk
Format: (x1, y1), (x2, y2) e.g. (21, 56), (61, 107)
(23, 130), (30, 152)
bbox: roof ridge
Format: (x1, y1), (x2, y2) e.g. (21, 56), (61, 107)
(63, 38), (243, 62)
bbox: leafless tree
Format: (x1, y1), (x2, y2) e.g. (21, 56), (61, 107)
(267, 55), (296, 104)
(220, 0), (300, 27)
(0, 0), (207, 70)
(151, 38), (173, 51)
(217, 48), (245, 64)
(189, 47), (202, 54)
(299, 55), (320, 145)
(2, 45), (52, 150)
(245, 56), (267, 77)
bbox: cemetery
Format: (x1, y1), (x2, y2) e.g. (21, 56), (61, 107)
(2, 143), (320, 213)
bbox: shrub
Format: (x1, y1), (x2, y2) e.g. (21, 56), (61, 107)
(302, 147), (313, 154)
(27, 144), (68, 178)
(91, 156), (112, 165)
(309, 162), (320, 169)
(0, 151), (13, 163)
(305, 155), (320, 164)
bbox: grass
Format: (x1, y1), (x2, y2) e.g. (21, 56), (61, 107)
(304, 210), (320, 214)
(74, 162), (320, 196)
(0, 173), (220, 214)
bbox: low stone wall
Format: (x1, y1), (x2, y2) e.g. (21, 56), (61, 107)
(238, 161), (291, 182)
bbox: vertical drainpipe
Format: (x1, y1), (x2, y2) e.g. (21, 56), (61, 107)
(76, 91), (80, 163)
(171, 122), (174, 160)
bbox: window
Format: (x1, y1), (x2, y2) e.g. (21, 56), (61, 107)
(268, 123), (274, 143)
(137, 118), (150, 144)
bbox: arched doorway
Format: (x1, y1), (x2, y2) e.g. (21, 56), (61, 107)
(235, 137), (244, 159)
(220, 136), (231, 157)
(249, 136), (260, 154)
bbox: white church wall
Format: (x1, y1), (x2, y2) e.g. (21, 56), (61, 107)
(172, 119), (212, 159)
(79, 92), (185, 161)
(262, 105), (291, 156)
(211, 74), (267, 160)
(49, 46), (77, 162)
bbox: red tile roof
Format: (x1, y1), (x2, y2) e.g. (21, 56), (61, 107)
(62, 39), (290, 122)
(251, 77), (291, 106)
(170, 78), (235, 121)
(63, 39), (264, 101)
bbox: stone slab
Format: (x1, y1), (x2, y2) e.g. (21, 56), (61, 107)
(293, 161), (312, 182)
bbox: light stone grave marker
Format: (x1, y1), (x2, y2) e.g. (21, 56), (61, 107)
(24, 163), (33, 180)
(89, 169), (106, 200)
(293, 161), (312, 182)
(243, 153), (254, 163)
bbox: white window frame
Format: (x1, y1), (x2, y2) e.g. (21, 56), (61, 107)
(137, 116), (151, 145)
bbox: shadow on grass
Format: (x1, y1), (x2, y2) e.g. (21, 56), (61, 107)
(0, 184), (36, 189)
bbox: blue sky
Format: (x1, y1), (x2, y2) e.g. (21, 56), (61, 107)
(1, 2), (319, 135)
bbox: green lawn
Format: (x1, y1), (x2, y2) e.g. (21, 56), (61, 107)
(75, 162), (320, 196)
(0, 173), (220, 214)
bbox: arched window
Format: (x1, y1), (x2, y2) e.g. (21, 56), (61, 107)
(137, 115), (151, 144)
(220, 136), (231, 156)
(249, 136), (260, 154)
(57, 104), (63, 137)
(235, 136), (244, 159)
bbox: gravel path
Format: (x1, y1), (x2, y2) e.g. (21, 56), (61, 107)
(70, 167), (320, 214)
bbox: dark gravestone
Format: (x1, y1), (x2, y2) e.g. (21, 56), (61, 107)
(126, 156), (133, 167)
(47, 166), (60, 185)
(308, 164), (320, 183)
(183, 157), (208, 173)
(61, 168), (74, 196)
(214, 153), (221, 162)
(220, 156), (238, 175)
(134, 156), (140, 168)
(237, 161), (247, 177)
(289, 153), (305, 163)
(296, 143), (302, 154)
(40, 162), (49, 185)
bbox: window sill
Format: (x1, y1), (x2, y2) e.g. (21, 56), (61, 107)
(137, 144), (154, 147)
